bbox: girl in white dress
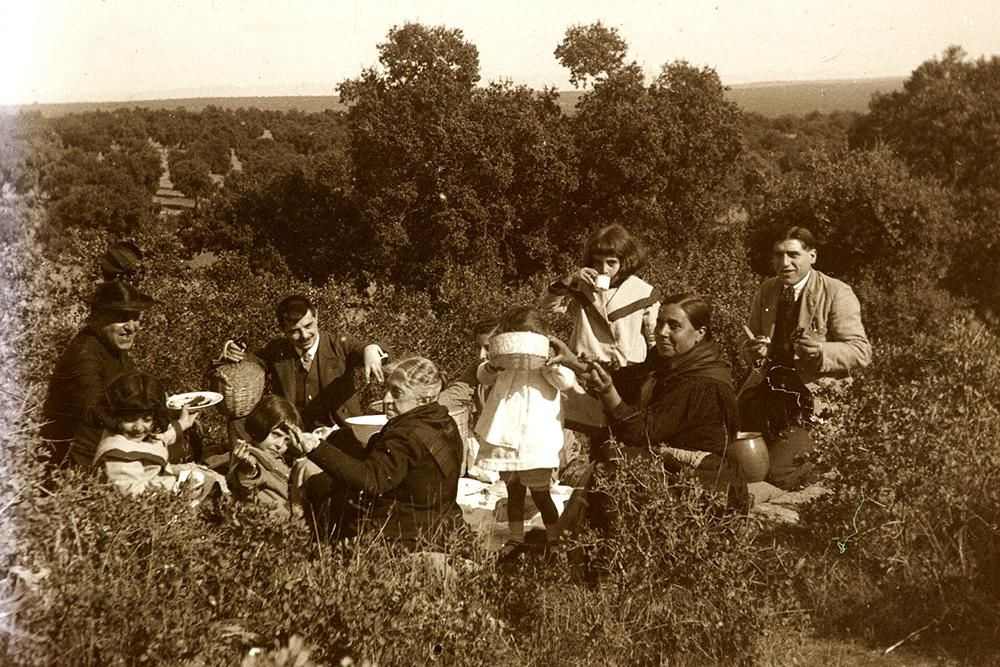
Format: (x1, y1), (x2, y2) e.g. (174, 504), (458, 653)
(475, 306), (576, 555)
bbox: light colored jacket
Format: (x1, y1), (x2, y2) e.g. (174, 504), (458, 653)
(744, 270), (871, 385)
(539, 274), (659, 367)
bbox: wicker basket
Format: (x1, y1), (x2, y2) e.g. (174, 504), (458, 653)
(489, 331), (550, 370)
(448, 404), (471, 441)
(209, 356), (266, 419)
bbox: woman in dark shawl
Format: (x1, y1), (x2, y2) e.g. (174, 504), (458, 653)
(559, 293), (748, 511)
(286, 356), (463, 549)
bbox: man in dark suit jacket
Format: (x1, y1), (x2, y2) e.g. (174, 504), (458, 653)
(739, 227), (871, 489)
(222, 294), (388, 430)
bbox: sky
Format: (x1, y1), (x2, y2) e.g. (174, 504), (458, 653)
(2, 0), (998, 104)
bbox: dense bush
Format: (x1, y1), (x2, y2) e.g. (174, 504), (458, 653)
(785, 316), (1000, 657)
(499, 459), (779, 665)
(746, 148), (955, 285)
(6, 473), (510, 666)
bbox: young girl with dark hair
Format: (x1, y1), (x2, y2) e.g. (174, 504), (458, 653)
(227, 394), (322, 519)
(92, 373), (223, 496)
(540, 223), (660, 368)
(540, 224), (660, 428)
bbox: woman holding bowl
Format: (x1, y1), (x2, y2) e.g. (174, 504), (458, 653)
(286, 356), (464, 548)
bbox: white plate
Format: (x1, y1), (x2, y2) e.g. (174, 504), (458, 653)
(166, 391), (223, 411)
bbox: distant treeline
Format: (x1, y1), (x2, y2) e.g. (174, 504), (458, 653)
(2, 76), (904, 119)
(1, 28), (996, 320)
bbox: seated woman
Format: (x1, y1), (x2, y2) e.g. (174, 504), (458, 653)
(286, 356), (464, 548)
(227, 394), (322, 520)
(560, 293), (749, 511)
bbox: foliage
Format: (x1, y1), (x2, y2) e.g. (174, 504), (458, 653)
(503, 459), (777, 665)
(7, 32), (1000, 665)
(340, 23), (580, 288)
(849, 46), (1000, 193)
(560, 24), (745, 247)
(848, 46), (1000, 318)
(554, 21), (630, 89)
(169, 156), (214, 202)
(746, 147), (955, 285)
(5, 473), (510, 666)
(787, 316), (1000, 658)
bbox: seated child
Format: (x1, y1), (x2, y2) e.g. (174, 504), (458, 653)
(93, 372), (226, 496)
(227, 394), (322, 520)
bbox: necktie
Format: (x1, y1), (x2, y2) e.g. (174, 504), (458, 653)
(781, 285), (796, 303)
(300, 350), (314, 371)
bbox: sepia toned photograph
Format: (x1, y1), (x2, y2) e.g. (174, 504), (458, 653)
(1, 1), (998, 664)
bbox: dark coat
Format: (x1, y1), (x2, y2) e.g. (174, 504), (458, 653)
(260, 330), (373, 429)
(42, 325), (137, 463)
(308, 402), (463, 545)
(607, 341), (738, 458)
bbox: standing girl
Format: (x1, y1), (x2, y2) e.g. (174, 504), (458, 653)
(539, 224), (659, 424)
(475, 306), (576, 556)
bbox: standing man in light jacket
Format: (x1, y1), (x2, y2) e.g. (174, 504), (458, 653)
(739, 226), (871, 489)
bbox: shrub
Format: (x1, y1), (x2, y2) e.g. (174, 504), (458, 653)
(6, 472), (511, 666)
(489, 458), (779, 665)
(788, 316), (1000, 657)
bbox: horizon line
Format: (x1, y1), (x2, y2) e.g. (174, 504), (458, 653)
(2, 75), (907, 108)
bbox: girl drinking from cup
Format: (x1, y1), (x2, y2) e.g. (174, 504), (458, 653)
(539, 223), (659, 370)
(539, 224), (659, 426)
(474, 306), (576, 557)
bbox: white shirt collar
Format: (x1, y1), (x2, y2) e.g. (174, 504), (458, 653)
(299, 335), (320, 366)
(790, 271), (811, 300)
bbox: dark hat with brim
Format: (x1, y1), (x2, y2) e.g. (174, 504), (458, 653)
(100, 241), (143, 278)
(84, 280), (156, 312)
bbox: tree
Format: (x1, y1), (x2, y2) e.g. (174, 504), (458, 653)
(340, 23), (576, 288)
(170, 158), (214, 207)
(553, 22), (629, 89)
(747, 148), (955, 286)
(556, 24), (745, 247)
(849, 46), (1000, 192)
(849, 46), (1000, 318)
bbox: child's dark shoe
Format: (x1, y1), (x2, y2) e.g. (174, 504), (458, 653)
(497, 539), (526, 564)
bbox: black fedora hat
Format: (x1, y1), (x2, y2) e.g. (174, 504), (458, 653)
(84, 280), (155, 312)
(100, 241), (143, 279)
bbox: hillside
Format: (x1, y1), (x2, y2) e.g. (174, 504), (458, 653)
(1, 77), (905, 118)
(726, 77), (904, 116)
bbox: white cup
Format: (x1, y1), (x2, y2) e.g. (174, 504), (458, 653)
(594, 274), (611, 291)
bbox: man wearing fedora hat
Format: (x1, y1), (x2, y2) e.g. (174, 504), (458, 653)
(42, 280), (197, 467)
